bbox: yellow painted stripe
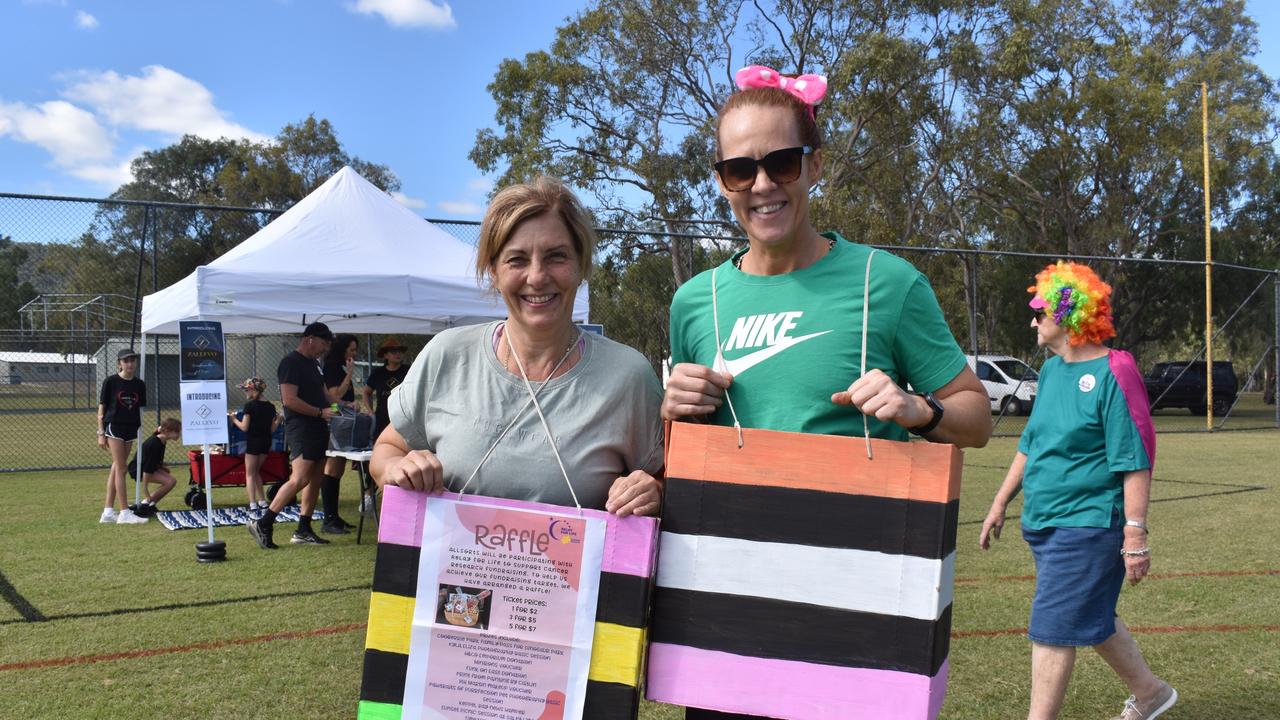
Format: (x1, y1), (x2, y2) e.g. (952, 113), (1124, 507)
(365, 592), (415, 655)
(587, 622), (645, 686)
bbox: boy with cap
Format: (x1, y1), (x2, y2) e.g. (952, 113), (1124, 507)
(247, 322), (336, 548)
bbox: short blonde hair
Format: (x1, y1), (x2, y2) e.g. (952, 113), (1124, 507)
(475, 176), (596, 285)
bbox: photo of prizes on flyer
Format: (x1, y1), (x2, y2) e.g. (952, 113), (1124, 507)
(402, 495), (606, 720)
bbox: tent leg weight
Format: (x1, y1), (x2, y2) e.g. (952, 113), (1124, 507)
(196, 540), (227, 563)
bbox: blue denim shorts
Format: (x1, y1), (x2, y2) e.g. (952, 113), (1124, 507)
(1022, 512), (1125, 646)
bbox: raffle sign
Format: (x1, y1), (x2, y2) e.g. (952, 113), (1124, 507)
(178, 321), (228, 446)
(401, 496), (606, 720)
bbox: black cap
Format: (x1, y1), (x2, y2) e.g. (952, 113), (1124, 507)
(302, 322), (334, 341)
(117, 348), (140, 360)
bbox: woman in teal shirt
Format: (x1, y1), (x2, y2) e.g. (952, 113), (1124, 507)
(979, 262), (1176, 720)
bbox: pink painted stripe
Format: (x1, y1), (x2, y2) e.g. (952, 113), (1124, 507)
(377, 486), (657, 577)
(646, 643), (947, 720)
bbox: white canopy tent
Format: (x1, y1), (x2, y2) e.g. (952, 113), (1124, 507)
(141, 165), (589, 335)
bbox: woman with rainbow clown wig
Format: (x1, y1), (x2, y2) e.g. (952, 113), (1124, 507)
(664, 65), (992, 720)
(980, 262), (1176, 720)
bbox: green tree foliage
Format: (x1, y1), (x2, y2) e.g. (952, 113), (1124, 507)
(0, 236), (37, 327)
(474, 0), (1280, 368)
(43, 115), (399, 296)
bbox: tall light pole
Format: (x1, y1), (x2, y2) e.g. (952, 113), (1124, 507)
(1202, 82), (1214, 430)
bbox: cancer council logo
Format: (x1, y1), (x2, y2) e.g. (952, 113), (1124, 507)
(547, 518), (581, 545)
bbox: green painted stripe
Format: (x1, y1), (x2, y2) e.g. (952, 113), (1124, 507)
(357, 700), (402, 720)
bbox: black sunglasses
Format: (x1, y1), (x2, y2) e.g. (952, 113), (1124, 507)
(714, 145), (813, 192)
(1032, 309), (1046, 323)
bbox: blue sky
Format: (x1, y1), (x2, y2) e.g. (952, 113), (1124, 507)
(0, 0), (572, 218)
(2, 0), (1279, 221)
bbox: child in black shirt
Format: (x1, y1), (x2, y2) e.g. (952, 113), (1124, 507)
(98, 348), (148, 525)
(230, 378), (282, 512)
(128, 418), (181, 517)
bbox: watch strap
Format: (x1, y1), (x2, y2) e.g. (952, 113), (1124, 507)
(908, 392), (944, 436)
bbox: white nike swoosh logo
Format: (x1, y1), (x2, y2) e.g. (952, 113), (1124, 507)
(716, 330), (832, 377)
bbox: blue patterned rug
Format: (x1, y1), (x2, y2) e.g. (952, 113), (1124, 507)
(156, 504), (324, 531)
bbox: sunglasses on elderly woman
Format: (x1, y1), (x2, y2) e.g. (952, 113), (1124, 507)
(1032, 309), (1047, 323)
(714, 145), (813, 192)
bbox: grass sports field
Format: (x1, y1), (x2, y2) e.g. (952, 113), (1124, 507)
(1, 432), (1276, 719)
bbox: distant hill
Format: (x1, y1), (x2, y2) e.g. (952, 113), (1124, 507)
(15, 242), (68, 296)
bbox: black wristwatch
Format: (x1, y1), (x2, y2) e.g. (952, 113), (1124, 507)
(908, 392), (944, 436)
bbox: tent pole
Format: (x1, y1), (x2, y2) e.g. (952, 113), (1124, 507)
(137, 331), (146, 506)
(202, 443), (215, 544)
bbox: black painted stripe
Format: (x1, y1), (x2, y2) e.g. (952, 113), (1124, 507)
(650, 587), (950, 676)
(359, 649), (408, 705)
(663, 478), (959, 559)
(370, 543), (420, 598)
(595, 571), (650, 629)
(583, 680), (641, 720)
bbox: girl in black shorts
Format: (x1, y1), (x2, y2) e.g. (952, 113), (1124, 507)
(230, 378), (281, 513)
(97, 348), (148, 525)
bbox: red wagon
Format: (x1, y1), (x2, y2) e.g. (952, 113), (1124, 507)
(184, 450), (290, 509)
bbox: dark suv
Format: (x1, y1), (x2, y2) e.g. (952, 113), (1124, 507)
(1144, 361), (1238, 415)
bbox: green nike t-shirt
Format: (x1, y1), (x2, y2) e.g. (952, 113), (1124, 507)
(669, 232), (968, 441)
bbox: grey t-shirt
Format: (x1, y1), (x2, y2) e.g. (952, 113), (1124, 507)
(388, 322), (664, 510)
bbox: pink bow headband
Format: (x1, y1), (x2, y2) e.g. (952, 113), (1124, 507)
(735, 65), (828, 117)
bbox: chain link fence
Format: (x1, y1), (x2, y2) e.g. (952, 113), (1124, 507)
(2, 192), (1277, 472)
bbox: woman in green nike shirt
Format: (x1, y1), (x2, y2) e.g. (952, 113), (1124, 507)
(663, 65), (992, 720)
(663, 68), (990, 449)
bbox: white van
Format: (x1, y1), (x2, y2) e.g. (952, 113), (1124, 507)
(967, 354), (1038, 416)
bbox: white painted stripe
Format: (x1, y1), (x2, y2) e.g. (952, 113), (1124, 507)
(656, 532), (954, 621)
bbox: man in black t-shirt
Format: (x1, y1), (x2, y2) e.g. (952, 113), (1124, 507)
(362, 336), (410, 441)
(247, 322), (336, 549)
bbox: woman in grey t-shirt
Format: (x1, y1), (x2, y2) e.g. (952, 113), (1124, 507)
(370, 177), (664, 517)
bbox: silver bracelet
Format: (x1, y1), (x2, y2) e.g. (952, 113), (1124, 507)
(1124, 519), (1149, 533)
(1120, 547), (1151, 558)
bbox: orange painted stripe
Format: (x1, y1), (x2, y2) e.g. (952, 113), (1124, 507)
(0, 622), (367, 673)
(666, 422), (962, 503)
(954, 623), (1280, 639)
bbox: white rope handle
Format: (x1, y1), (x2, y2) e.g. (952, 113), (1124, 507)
(861, 250), (878, 460)
(710, 265), (744, 448)
(504, 331), (582, 509)
(456, 325), (580, 508)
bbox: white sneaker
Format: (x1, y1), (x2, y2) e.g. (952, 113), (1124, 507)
(116, 508), (149, 524)
(99, 508), (118, 524)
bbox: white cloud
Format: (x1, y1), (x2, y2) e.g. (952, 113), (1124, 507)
(391, 191), (427, 209)
(438, 200), (484, 216)
(62, 65), (268, 142)
(349, 0), (455, 29)
(69, 158), (134, 186)
(0, 99), (114, 167)
(75, 10), (97, 29)
(466, 177), (493, 193)
(0, 65), (268, 189)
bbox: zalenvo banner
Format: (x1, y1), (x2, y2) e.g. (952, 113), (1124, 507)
(178, 320), (228, 446)
(179, 320), (227, 382)
(180, 380), (229, 446)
